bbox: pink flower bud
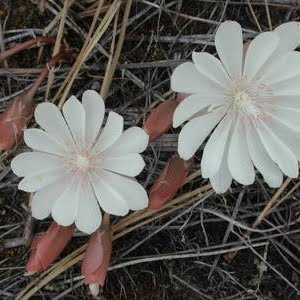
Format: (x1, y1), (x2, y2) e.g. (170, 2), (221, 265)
(0, 95), (34, 151)
(144, 99), (179, 142)
(26, 222), (74, 275)
(149, 154), (192, 209)
(81, 214), (112, 296)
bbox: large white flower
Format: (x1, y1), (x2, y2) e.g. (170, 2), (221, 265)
(171, 21), (300, 193)
(11, 90), (149, 234)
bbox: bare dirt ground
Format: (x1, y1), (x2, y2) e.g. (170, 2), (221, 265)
(1, 0), (300, 299)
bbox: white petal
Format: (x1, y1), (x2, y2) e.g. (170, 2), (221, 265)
(258, 22), (300, 72)
(275, 22), (300, 53)
(82, 90), (105, 147)
(201, 113), (233, 178)
(210, 148), (232, 193)
(11, 152), (62, 177)
(62, 96), (85, 146)
(34, 102), (74, 148)
(254, 120), (298, 177)
(264, 52), (300, 85)
(243, 32), (279, 83)
(246, 122), (283, 188)
(104, 127), (149, 156)
(96, 170), (148, 211)
(24, 128), (66, 156)
(270, 95), (300, 109)
(215, 21), (243, 80)
(102, 153), (145, 177)
(264, 116), (300, 160)
(171, 62), (225, 94)
(192, 52), (231, 87)
(93, 112), (123, 153)
(31, 177), (70, 220)
(265, 105), (300, 132)
(227, 116), (255, 185)
(52, 178), (79, 226)
(272, 75), (300, 95)
(90, 170), (129, 216)
(258, 52), (288, 83)
(178, 110), (224, 160)
(18, 168), (66, 192)
(173, 93), (226, 128)
(75, 182), (102, 234)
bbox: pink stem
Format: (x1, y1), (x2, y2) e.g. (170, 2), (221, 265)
(0, 37), (55, 64)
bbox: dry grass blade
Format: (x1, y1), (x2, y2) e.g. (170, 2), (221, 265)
(44, 0), (72, 100)
(52, 0), (121, 107)
(252, 177), (292, 228)
(264, 0), (273, 30)
(228, 177), (297, 259)
(114, 184), (212, 232)
(100, 0), (133, 99)
(246, 0), (262, 32)
(100, 6), (119, 99)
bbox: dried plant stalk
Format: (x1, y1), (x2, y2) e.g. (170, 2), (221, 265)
(0, 37), (55, 64)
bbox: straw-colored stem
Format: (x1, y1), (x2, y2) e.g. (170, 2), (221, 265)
(44, 0), (72, 101)
(53, 0), (120, 107)
(100, 0), (133, 99)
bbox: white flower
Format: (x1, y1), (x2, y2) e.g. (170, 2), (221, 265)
(171, 21), (300, 193)
(11, 90), (149, 234)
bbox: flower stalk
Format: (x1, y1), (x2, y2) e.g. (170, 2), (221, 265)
(0, 37), (55, 64)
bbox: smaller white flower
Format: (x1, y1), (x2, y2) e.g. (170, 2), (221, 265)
(11, 90), (149, 234)
(171, 21), (300, 193)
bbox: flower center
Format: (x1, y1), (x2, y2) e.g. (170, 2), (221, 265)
(222, 80), (277, 126)
(75, 155), (89, 170)
(228, 89), (257, 115)
(233, 91), (251, 107)
(65, 150), (94, 174)
(227, 80), (274, 116)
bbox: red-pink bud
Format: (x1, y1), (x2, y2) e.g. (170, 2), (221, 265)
(149, 154), (192, 209)
(0, 95), (34, 151)
(81, 214), (112, 296)
(26, 222), (74, 275)
(144, 99), (179, 142)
